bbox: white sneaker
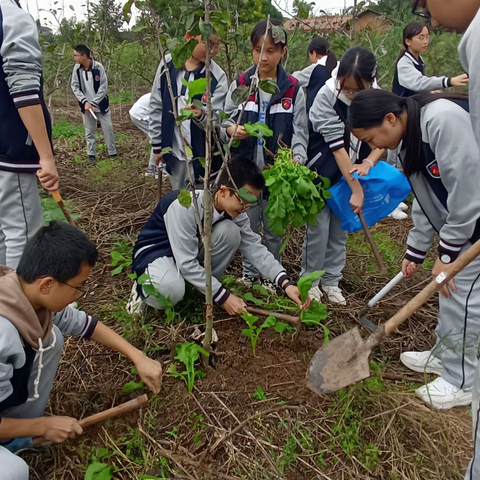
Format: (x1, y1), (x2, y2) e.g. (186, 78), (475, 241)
(126, 283), (145, 315)
(397, 202), (408, 211)
(322, 286), (346, 305)
(400, 350), (444, 375)
(236, 275), (260, 289)
(388, 207), (408, 220)
(308, 286), (323, 302)
(415, 377), (472, 410)
(260, 277), (277, 295)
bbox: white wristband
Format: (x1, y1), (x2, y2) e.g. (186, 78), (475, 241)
(362, 159), (374, 168)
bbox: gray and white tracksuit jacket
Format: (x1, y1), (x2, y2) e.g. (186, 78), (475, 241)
(0, 308), (97, 417)
(396, 52), (450, 93)
(149, 54), (228, 161)
(0, 0), (52, 173)
(403, 100), (480, 264)
(71, 60), (109, 113)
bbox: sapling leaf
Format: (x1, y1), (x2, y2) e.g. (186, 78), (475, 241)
(232, 140), (241, 148)
(298, 271), (324, 303)
(198, 157), (206, 168)
(258, 79), (278, 94)
(238, 188), (257, 203)
(192, 99), (204, 109)
(274, 321), (290, 333)
(243, 292), (265, 305)
(271, 25), (287, 45)
(219, 111), (229, 120)
(199, 20), (213, 41)
(174, 342), (209, 392)
(178, 189), (192, 208)
(261, 316), (277, 329)
(185, 145), (193, 158)
(85, 461), (112, 480)
(185, 77), (207, 102)
(253, 284), (270, 296)
(167, 38), (198, 69)
(231, 84), (249, 105)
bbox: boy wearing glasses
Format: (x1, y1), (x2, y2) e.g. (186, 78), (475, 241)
(128, 161), (309, 316)
(0, 222), (162, 479)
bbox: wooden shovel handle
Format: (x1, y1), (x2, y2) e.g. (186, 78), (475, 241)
(51, 190), (75, 226)
(385, 239), (480, 335)
(33, 394), (149, 445)
(246, 306), (302, 340)
(358, 212), (387, 275)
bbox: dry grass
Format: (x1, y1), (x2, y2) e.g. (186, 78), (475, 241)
(25, 104), (474, 480)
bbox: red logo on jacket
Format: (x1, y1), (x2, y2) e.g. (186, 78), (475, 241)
(427, 160), (441, 178)
(202, 92), (208, 104)
(282, 98), (292, 110)
(95, 75), (100, 82)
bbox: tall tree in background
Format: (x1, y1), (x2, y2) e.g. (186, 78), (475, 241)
(91, 0), (124, 42)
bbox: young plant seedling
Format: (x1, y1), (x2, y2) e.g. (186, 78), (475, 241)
(241, 312), (276, 356)
(171, 342), (209, 392)
(136, 273), (177, 324)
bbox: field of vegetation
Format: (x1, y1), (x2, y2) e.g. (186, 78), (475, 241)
(26, 0), (475, 478)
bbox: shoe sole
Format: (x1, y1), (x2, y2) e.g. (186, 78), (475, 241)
(400, 355), (444, 376)
(416, 391), (472, 410)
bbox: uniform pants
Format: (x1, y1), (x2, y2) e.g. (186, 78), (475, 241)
(300, 204), (348, 288)
(431, 253), (480, 391)
(129, 114), (155, 170)
(0, 326), (64, 480)
(83, 110), (116, 157)
(465, 366), (480, 479)
(0, 171), (43, 269)
(243, 196), (283, 278)
(141, 220), (241, 308)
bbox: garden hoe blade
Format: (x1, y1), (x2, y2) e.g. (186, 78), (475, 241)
(306, 327), (383, 395)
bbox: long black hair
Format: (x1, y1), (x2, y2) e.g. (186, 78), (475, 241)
(395, 22), (430, 65)
(251, 19), (288, 50)
(348, 89), (468, 177)
(337, 47), (377, 92)
(307, 37), (337, 75)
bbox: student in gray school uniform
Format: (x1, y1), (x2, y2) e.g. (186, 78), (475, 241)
(221, 20), (308, 294)
(304, 47), (385, 305)
(128, 161), (309, 317)
(388, 21), (468, 170)
(413, 1), (480, 477)
(0, 223), (162, 480)
(129, 93), (157, 177)
(0, 0), (59, 269)
(350, 89), (480, 412)
(71, 45), (117, 166)
(149, 30), (227, 190)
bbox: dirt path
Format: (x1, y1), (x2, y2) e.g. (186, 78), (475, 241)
(26, 104), (473, 480)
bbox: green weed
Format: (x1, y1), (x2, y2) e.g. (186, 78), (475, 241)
(119, 428), (147, 465)
(110, 91), (133, 104)
(278, 436), (298, 473)
(110, 237), (134, 276)
(170, 342), (208, 392)
(41, 196), (80, 226)
(253, 386), (267, 401)
(52, 116), (84, 139)
(187, 412), (206, 446)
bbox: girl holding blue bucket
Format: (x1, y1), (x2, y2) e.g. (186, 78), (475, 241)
(301, 47), (385, 305)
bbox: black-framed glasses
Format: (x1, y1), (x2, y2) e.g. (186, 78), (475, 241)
(412, 0), (431, 19)
(61, 280), (89, 294)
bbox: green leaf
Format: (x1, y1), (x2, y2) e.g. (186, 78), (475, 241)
(186, 77), (207, 101)
(271, 25), (287, 44)
(241, 312), (258, 329)
(300, 300), (328, 327)
(253, 284), (269, 296)
(219, 111), (229, 120)
(167, 38), (198, 69)
(192, 99), (204, 109)
(238, 187), (257, 204)
(199, 20), (213, 41)
(231, 85), (249, 105)
(252, 386), (267, 401)
(274, 321), (290, 333)
(260, 315), (277, 329)
(258, 79), (278, 94)
(244, 122), (273, 139)
(122, 0), (135, 22)
(110, 265), (124, 276)
(232, 140), (241, 148)
(122, 380), (145, 393)
(279, 233), (290, 254)
(243, 292), (265, 306)
(85, 461), (112, 480)
(177, 189), (192, 208)
(185, 13), (196, 32)
(198, 157), (206, 168)
(242, 328), (254, 339)
(297, 271), (324, 303)
(185, 145), (193, 158)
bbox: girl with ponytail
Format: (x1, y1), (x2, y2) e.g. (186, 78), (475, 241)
(393, 22), (468, 98)
(300, 47), (384, 306)
(349, 88), (480, 411)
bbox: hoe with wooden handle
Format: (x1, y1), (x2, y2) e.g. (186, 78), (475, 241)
(306, 238), (480, 395)
(33, 394), (149, 446)
(51, 190), (75, 226)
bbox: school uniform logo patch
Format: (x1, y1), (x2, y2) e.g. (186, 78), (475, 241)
(426, 160), (441, 178)
(202, 93), (208, 104)
(282, 98), (292, 110)
(95, 75), (100, 82)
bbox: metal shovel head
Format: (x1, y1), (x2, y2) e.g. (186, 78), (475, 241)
(306, 327), (372, 395)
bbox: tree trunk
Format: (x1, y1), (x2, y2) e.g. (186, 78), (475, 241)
(202, 0), (215, 354)
(352, 0), (357, 39)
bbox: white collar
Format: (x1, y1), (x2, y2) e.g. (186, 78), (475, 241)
(316, 56), (328, 67)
